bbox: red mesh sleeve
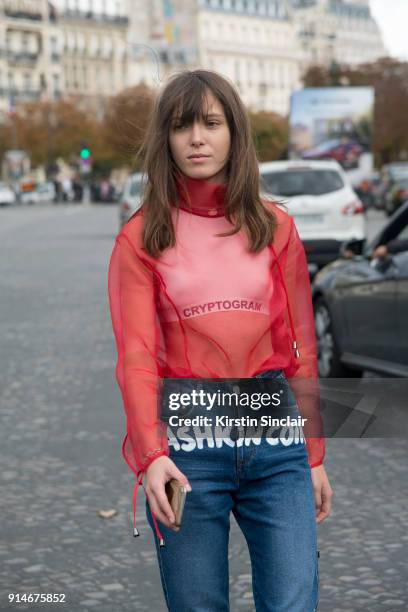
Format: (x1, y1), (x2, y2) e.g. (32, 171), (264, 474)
(279, 219), (326, 468)
(107, 232), (169, 477)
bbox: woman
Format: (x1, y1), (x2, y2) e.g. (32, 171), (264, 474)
(108, 69), (332, 611)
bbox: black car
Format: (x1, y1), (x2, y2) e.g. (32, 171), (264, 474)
(312, 201), (408, 378)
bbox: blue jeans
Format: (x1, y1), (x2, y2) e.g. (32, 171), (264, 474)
(146, 369), (319, 611)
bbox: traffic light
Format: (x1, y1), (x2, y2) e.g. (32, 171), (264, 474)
(80, 146), (91, 160)
(79, 144), (92, 174)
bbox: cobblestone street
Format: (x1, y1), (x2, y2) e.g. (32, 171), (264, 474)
(0, 204), (407, 611)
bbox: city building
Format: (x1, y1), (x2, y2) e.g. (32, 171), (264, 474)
(0, 0), (388, 121)
(127, 0), (303, 114)
(129, 0), (386, 114)
(0, 0), (62, 119)
(290, 0), (387, 72)
(52, 0), (129, 115)
(0, 0), (129, 120)
(195, 0), (302, 114)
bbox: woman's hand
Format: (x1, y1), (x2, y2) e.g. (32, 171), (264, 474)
(145, 456), (192, 531)
(311, 464), (333, 524)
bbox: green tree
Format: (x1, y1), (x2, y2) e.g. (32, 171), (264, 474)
(249, 111), (288, 162)
(102, 83), (155, 170)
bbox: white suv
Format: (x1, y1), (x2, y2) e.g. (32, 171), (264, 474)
(260, 160), (366, 273)
(118, 172), (144, 229)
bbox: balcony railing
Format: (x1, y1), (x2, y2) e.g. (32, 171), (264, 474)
(1, 88), (42, 101)
(62, 10), (128, 26)
(6, 51), (39, 65)
(4, 8), (42, 21)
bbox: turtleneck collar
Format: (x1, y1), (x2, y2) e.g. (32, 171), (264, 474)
(175, 173), (227, 218)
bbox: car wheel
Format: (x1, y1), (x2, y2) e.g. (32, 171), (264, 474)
(314, 298), (363, 378)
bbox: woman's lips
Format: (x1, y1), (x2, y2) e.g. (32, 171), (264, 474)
(188, 155), (210, 163)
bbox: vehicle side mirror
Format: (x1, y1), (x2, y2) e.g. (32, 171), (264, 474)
(339, 238), (366, 258)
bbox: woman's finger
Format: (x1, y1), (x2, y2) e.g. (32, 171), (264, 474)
(147, 487), (177, 530)
(316, 484), (333, 523)
(168, 466), (192, 492)
(151, 483), (179, 528)
(155, 486), (177, 524)
(314, 485), (322, 517)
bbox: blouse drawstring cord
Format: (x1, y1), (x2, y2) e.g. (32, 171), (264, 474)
(270, 244), (301, 360)
(132, 473), (166, 547)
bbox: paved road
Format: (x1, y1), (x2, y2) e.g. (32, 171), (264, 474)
(0, 203), (407, 611)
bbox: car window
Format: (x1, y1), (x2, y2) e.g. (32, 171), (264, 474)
(124, 176), (143, 198)
(379, 211), (408, 256)
(261, 169), (344, 197)
(129, 178), (141, 197)
(389, 166), (408, 181)
(394, 223), (408, 242)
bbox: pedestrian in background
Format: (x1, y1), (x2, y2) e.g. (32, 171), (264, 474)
(108, 69), (332, 611)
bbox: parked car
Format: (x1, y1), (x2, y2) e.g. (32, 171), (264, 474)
(20, 182), (56, 204)
(119, 172), (144, 228)
(0, 182), (16, 206)
(312, 200), (408, 378)
(260, 160), (366, 275)
(375, 162), (408, 214)
(301, 138), (363, 169)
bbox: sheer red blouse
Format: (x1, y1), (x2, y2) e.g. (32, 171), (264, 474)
(107, 174), (325, 541)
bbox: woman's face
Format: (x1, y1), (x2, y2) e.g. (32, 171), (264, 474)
(169, 91), (231, 184)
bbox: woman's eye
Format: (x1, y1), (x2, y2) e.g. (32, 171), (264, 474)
(172, 121), (220, 130)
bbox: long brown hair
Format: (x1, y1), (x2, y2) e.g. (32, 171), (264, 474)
(133, 69), (278, 258)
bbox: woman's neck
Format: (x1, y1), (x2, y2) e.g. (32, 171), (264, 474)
(175, 173), (227, 218)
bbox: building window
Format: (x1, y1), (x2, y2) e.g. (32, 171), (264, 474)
(234, 59), (240, 81)
(23, 72), (31, 91)
(50, 36), (58, 55)
(77, 32), (85, 52)
(53, 73), (60, 96)
(22, 32), (29, 53)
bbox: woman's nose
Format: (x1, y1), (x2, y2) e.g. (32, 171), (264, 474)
(190, 122), (204, 144)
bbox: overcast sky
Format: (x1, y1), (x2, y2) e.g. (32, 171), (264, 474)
(370, 0), (408, 60)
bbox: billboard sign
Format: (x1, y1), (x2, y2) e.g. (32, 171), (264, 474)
(289, 87), (375, 185)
